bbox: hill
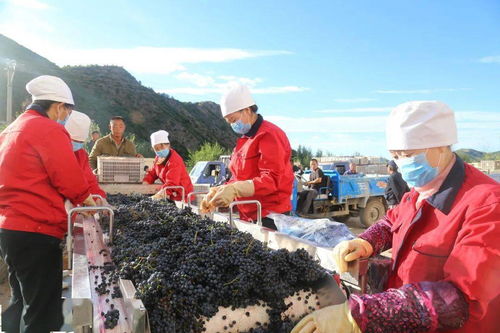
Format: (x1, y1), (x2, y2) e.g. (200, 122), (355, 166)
(0, 34), (238, 157)
(455, 149), (500, 162)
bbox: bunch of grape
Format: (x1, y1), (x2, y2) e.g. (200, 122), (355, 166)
(106, 195), (329, 333)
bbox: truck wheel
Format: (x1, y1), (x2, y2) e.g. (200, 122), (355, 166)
(359, 198), (386, 228)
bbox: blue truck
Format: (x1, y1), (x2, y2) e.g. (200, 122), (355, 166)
(293, 170), (389, 227)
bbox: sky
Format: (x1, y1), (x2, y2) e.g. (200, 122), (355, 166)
(1, 0), (499, 157)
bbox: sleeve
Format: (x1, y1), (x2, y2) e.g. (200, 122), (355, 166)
(89, 139), (102, 170)
(125, 141), (137, 156)
(35, 128), (91, 205)
(443, 198), (500, 322)
(143, 163), (159, 184)
(358, 213), (395, 255)
(160, 160), (183, 189)
(80, 151), (106, 198)
(252, 133), (288, 197)
(349, 281), (469, 333)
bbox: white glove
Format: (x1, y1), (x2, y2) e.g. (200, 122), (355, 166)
(208, 180), (255, 208)
(291, 302), (361, 333)
(151, 190), (168, 201)
(332, 239), (373, 273)
(200, 187), (219, 213)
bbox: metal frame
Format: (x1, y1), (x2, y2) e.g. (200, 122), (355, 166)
(161, 186), (186, 207)
(67, 206), (114, 270)
(228, 200), (262, 228)
(186, 191), (208, 208)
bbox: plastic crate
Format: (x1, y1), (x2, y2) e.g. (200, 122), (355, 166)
(97, 156), (145, 183)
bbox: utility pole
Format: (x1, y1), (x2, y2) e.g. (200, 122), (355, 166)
(5, 59), (17, 123)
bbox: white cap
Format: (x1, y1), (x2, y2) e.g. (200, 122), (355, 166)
(26, 75), (75, 105)
(65, 111), (91, 142)
(220, 84), (256, 117)
(386, 101), (458, 150)
(150, 130), (170, 147)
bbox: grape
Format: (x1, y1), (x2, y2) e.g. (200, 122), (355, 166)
(104, 194), (328, 332)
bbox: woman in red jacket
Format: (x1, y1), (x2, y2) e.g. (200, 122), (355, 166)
(143, 130), (193, 201)
(201, 84), (294, 230)
(293, 101), (500, 333)
(65, 110), (107, 202)
(0, 75), (96, 332)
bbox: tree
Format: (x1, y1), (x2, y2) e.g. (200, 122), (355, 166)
(295, 145), (313, 168)
(187, 142), (228, 168)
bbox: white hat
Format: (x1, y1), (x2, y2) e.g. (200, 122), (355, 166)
(150, 130), (170, 147)
(386, 101), (457, 150)
(26, 75), (75, 105)
(65, 111), (91, 142)
(220, 84), (256, 117)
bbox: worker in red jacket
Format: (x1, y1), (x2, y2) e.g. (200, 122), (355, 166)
(65, 110), (107, 202)
(0, 75), (97, 332)
(143, 130), (193, 201)
(293, 101), (500, 333)
(201, 84), (294, 230)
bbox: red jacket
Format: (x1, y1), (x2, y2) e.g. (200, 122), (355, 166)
(383, 161), (500, 332)
(143, 149), (193, 201)
(228, 116), (294, 221)
(0, 110), (91, 239)
(74, 149), (106, 199)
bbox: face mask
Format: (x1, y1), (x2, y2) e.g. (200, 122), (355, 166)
(57, 106), (70, 125)
(395, 152), (439, 188)
(156, 148), (170, 158)
(72, 141), (84, 151)
(231, 119), (251, 135)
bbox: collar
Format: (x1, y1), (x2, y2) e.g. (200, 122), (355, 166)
(243, 114), (263, 138)
(26, 104), (49, 118)
(425, 154), (465, 215)
(108, 134), (126, 144)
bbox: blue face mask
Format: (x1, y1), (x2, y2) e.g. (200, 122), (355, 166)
(57, 113), (69, 125)
(156, 148), (170, 158)
(72, 141), (84, 152)
(231, 119), (252, 135)
(395, 152), (438, 188)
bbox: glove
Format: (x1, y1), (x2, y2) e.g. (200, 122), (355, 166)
(95, 197), (108, 206)
(80, 195), (97, 217)
(291, 302), (361, 333)
(151, 190), (168, 201)
(208, 180), (255, 208)
(82, 195), (97, 207)
(333, 238), (373, 273)
(200, 187), (219, 213)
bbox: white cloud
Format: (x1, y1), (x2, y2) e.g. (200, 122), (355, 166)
(45, 47), (290, 74)
(6, 0), (51, 10)
(315, 107), (392, 114)
(332, 98), (376, 103)
(163, 72), (308, 96)
(479, 56), (500, 64)
(374, 88), (470, 94)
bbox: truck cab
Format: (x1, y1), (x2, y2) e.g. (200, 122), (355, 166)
(190, 161), (228, 186)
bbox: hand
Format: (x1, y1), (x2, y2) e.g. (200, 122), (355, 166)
(332, 239), (373, 274)
(377, 181), (387, 188)
(81, 195), (97, 217)
(291, 302), (360, 333)
(151, 190), (168, 201)
(136, 153), (144, 158)
(200, 187), (220, 213)
(208, 180), (254, 208)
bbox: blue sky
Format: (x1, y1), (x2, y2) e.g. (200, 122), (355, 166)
(1, 0), (499, 157)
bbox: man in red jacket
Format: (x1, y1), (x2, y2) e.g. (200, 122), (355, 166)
(65, 110), (107, 201)
(293, 101), (500, 333)
(143, 130), (193, 201)
(0, 75), (96, 333)
(201, 84), (294, 230)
